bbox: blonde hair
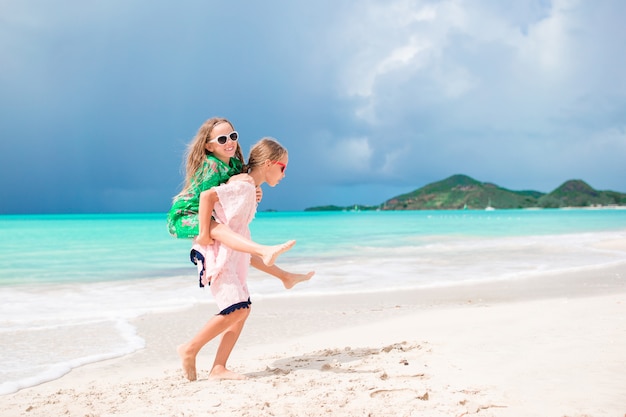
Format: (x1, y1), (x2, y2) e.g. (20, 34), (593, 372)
(179, 117), (244, 193)
(245, 137), (287, 173)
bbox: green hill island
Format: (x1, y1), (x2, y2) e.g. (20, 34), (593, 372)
(305, 174), (626, 211)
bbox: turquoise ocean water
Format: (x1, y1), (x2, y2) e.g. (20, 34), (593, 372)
(1, 209), (626, 394)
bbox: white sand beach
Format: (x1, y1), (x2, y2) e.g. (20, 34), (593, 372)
(3, 262), (626, 417)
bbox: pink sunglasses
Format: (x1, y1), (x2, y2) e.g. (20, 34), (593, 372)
(271, 161), (286, 173)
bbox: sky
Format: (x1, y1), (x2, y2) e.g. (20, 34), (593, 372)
(1, 0), (625, 214)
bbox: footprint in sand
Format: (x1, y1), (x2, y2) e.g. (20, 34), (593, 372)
(370, 388), (429, 401)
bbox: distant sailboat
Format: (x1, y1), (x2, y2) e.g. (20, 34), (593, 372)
(485, 199), (495, 211)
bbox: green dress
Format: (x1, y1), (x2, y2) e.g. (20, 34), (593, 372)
(167, 155), (243, 238)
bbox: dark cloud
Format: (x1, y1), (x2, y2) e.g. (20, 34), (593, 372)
(1, 0), (625, 214)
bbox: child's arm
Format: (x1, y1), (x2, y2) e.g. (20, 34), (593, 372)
(196, 188), (219, 246)
(198, 174), (253, 246)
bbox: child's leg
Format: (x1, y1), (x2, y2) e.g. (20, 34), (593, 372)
(210, 221), (296, 266)
(250, 255), (315, 289)
(177, 307), (249, 381)
(209, 307), (251, 380)
(196, 189), (218, 246)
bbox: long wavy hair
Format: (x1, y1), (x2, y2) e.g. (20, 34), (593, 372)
(178, 117), (244, 194)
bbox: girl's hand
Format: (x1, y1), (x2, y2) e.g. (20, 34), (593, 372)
(256, 186), (263, 203)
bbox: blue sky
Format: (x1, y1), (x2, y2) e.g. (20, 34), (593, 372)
(1, 0), (625, 214)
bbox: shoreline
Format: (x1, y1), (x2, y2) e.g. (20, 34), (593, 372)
(3, 263), (626, 416)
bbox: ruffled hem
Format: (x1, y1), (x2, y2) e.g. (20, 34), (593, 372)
(190, 248), (208, 287)
(218, 298), (251, 316)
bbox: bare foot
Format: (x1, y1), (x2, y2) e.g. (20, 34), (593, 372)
(209, 365), (248, 380)
(283, 270), (315, 289)
(177, 344), (197, 381)
(261, 240), (296, 266)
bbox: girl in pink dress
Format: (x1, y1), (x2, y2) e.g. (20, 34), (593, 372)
(177, 138), (299, 381)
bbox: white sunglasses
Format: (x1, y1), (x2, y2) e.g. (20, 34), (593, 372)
(208, 131), (239, 145)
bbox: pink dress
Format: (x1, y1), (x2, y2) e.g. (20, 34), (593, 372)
(190, 179), (257, 313)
